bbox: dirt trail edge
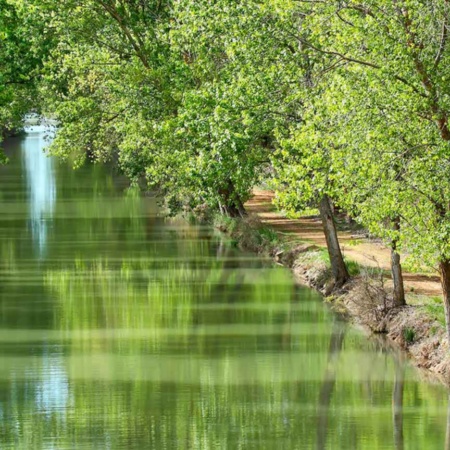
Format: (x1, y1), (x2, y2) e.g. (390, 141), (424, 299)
(247, 189), (441, 297)
(241, 189), (450, 386)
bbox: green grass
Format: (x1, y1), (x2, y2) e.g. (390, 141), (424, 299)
(346, 238), (364, 247)
(424, 296), (446, 327)
(309, 246), (363, 276)
(399, 258), (435, 276)
(311, 250), (361, 276)
(212, 214), (282, 254)
(284, 208), (320, 219)
(407, 294), (446, 328)
(314, 248), (330, 263)
(345, 258), (361, 276)
(402, 327), (416, 344)
(256, 226), (279, 245)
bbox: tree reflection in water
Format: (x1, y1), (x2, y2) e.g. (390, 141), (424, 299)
(392, 357), (405, 450)
(316, 319), (346, 450)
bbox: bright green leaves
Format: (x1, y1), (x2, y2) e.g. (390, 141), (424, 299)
(6, 0), (450, 275)
(0, 0), (39, 137)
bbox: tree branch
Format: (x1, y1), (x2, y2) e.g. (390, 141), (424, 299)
(97, 0), (150, 69)
(434, 8), (449, 69)
(291, 34), (427, 99)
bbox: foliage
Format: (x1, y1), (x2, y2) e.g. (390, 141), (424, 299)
(6, 0), (450, 333)
(0, 0), (52, 143)
(214, 213), (282, 255)
(17, 0), (298, 216)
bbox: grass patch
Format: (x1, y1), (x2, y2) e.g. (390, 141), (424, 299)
(315, 248), (330, 263)
(409, 294), (446, 328)
(314, 250), (361, 276)
(257, 226), (279, 245)
(424, 296), (446, 327)
(310, 251), (361, 276)
(345, 258), (361, 276)
(284, 207), (320, 219)
(402, 327), (416, 344)
(400, 258), (435, 276)
(346, 238), (363, 247)
(213, 213), (282, 255)
(430, 324), (440, 336)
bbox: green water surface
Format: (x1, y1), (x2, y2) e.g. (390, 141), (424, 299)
(0, 127), (448, 449)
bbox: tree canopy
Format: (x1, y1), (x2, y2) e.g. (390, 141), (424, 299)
(3, 0), (450, 339)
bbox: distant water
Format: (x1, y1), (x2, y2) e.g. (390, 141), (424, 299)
(0, 128), (448, 449)
(21, 126), (56, 254)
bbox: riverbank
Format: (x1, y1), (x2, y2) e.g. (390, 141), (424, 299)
(213, 191), (450, 386)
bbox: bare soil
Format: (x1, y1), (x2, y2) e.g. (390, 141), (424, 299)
(246, 189), (442, 297)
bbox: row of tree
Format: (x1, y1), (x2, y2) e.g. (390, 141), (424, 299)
(2, 0), (450, 340)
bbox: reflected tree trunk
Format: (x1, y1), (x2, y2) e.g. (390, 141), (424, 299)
(392, 358), (405, 450)
(281, 285), (299, 350)
(445, 393), (450, 450)
(316, 321), (346, 450)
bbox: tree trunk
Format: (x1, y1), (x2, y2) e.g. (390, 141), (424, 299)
(220, 201), (246, 218)
(218, 180), (247, 218)
(233, 194), (247, 218)
(391, 217), (406, 307)
(439, 260), (450, 344)
(318, 195), (349, 287)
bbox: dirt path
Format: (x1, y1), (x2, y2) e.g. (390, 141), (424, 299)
(246, 189), (442, 298)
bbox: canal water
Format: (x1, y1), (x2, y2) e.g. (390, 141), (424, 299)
(0, 128), (448, 449)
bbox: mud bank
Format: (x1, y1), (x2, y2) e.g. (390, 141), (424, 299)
(215, 214), (450, 386)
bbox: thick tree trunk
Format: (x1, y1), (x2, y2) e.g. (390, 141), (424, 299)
(220, 199), (246, 218)
(218, 180), (247, 218)
(318, 195), (349, 287)
(439, 260), (450, 344)
(391, 218), (406, 307)
(233, 195), (247, 218)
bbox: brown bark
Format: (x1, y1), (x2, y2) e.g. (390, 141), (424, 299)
(391, 218), (406, 307)
(399, 4), (450, 141)
(318, 195), (349, 287)
(218, 180), (247, 218)
(439, 260), (450, 343)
